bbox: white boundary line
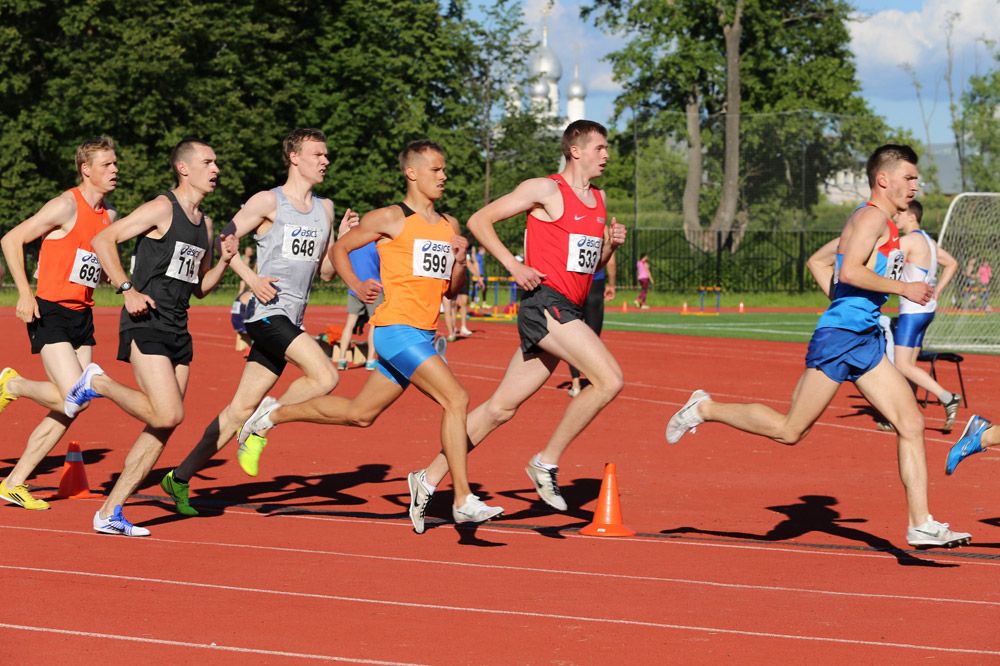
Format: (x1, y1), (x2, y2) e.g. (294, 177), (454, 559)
(1, 566), (997, 657)
(0, 622), (423, 664)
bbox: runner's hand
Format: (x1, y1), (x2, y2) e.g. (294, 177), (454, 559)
(451, 235), (468, 264)
(124, 290), (157, 316)
(510, 262), (546, 291)
(219, 234), (238, 262)
(15, 294), (39, 323)
(338, 208), (360, 237)
(608, 218), (627, 249)
(251, 276), (279, 304)
(604, 284), (616, 301)
(360, 278), (383, 304)
(900, 280), (932, 305)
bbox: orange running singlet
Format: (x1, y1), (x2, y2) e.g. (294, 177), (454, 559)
(35, 188), (112, 310)
(371, 203), (455, 330)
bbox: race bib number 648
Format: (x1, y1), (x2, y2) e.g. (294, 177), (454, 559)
(412, 238), (454, 280)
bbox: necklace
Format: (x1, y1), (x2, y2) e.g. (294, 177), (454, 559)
(569, 183), (591, 193)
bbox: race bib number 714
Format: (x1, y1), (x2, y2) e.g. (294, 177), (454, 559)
(412, 238), (454, 280)
(165, 241), (205, 284)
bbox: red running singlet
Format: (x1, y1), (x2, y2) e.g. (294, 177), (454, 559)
(525, 174), (606, 306)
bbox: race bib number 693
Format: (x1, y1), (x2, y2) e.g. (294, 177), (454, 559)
(412, 238), (454, 280)
(69, 248), (102, 288)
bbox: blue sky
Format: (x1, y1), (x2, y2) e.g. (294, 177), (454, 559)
(515, 0), (1000, 146)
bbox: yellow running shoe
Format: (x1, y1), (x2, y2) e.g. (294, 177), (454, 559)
(0, 368), (19, 414)
(0, 480), (50, 510)
(237, 434), (268, 477)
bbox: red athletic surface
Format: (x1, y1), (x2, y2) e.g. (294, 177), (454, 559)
(2, 306), (999, 663)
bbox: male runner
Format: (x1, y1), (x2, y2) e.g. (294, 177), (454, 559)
(0, 137), (119, 510)
(237, 140), (503, 532)
(88, 138), (236, 536)
(407, 120), (628, 527)
(159, 129), (351, 516)
(667, 144), (971, 549)
(893, 200), (960, 431)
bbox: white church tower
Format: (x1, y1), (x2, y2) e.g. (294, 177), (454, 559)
(566, 62), (587, 124)
(529, 20), (562, 120)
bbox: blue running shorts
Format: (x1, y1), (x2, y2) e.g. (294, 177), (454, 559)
(894, 312), (935, 349)
(805, 326), (885, 384)
(373, 325), (439, 388)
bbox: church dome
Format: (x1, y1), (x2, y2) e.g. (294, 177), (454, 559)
(530, 46), (562, 81)
(567, 78), (586, 100)
(530, 78), (550, 99)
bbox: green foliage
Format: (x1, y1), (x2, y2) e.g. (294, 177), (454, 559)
(962, 55), (1000, 191)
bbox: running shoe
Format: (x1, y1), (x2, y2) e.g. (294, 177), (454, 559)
(666, 389), (709, 444)
(365, 359), (377, 371)
(942, 394), (961, 433)
(0, 480), (50, 510)
(458, 327), (473, 337)
(0, 368), (19, 414)
(237, 434), (268, 477)
(946, 414), (992, 475)
(905, 516), (971, 548)
(525, 457), (568, 511)
(160, 470), (198, 516)
(407, 469), (434, 534)
(452, 494), (504, 525)
(336, 358), (348, 371)
(237, 396), (279, 446)
(64, 363), (105, 418)
(93, 505), (150, 537)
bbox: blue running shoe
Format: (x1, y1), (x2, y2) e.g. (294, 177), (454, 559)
(64, 363), (105, 418)
(93, 505), (150, 537)
(946, 415), (992, 475)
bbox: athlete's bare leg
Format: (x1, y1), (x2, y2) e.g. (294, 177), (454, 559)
(336, 312), (360, 364)
(893, 345), (950, 400)
(856, 357), (930, 527)
(3, 343), (91, 487)
(698, 368), (841, 445)
(99, 348), (188, 518)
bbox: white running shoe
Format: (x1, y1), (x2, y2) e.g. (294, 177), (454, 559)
(238, 396), (279, 446)
(666, 390), (709, 444)
(906, 516), (972, 548)
(525, 457), (568, 511)
(93, 505), (150, 537)
(407, 470), (434, 534)
(452, 494), (504, 525)
(64, 363), (105, 418)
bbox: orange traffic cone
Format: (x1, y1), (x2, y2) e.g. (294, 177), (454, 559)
(681, 301), (689, 315)
(580, 463), (635, 537)
(49, 441), (97, 499)
(621, 300), (628, 313)
(738, 301), (745, 314)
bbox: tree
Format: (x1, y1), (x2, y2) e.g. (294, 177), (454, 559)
(584, 0), (893, 245)
(962, 51), (1000, 192)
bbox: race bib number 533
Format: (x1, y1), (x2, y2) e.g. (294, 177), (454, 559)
(166, 241), (206, 284)
(69, 248), (102, 288)
(567, 233), (602, 274)
(412, 238), (454, 280)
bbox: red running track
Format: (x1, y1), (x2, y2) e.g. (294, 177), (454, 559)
(1, 306), (999, 663)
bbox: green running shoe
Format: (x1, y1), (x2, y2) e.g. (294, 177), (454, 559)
(160, 470), (198, 516)
(237, 434), (268, 477)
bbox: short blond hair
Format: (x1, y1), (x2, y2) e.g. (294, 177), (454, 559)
(75, 136), (116, 179)
(282, 128), (327, 166)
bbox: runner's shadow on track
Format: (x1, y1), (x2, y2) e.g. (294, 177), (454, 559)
(493, 478), (600, 539)
(661, 495), (957, 568)
(97, 460), (227, 496)
(408, 484), (510, 546)
(840, 402), (893, 429)
(2, 448), (112, 479)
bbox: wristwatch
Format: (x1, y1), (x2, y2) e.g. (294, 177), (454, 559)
(116, 281), (133, 294)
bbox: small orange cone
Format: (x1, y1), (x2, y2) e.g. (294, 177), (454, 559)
(738, 301), (745, 314)
(621, 300), (628, 313)
(580, 463), (635, 537)
(49, 441), (98, 499)
(681, 301), (689, 315)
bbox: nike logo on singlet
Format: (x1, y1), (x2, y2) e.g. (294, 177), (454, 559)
(574, 215), (586, 221)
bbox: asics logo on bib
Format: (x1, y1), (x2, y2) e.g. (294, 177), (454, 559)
(420, 241), (450, 253)
(576, 236), (601, 249)
(80, 253), (99, 264)
(290, 227), (319, 238)
(178, 245), (202, 258)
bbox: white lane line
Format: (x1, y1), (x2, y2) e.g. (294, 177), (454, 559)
(0, 567), (997, 657)
(0, 622), (423, 664)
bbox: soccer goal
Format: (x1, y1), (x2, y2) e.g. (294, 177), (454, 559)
(923, 192), (1000, 354)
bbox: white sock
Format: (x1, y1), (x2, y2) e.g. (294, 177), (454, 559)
(421, 477), (436, 494)
(533, 454), (558, 471)
(937, 391), (953, 404)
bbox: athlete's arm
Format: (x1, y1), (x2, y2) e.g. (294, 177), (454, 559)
(597, 213), (627, 272)
(321, 202), (356, 282)
(444, 215), (467, 299)
(468, 177), (558, 291)
(223, 191), (282, 303)
(92, 196), (173, 315)
(838, 208), (931, 304)
(1, 194), (75, 323)
(934, 245), (959, 301)
(194, 217), (238, 299)
(330, 206), (396, 302)
(604, 253), (617, 301)
(806, 238), (839, 299)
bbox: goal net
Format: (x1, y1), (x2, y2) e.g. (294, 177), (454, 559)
(922, 192), (1000, 354)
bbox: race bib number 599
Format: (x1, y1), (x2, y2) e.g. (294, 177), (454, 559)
(166, 241), (206, 284)
(412, 238), (454, 280)
(566, 233), (602, 274)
